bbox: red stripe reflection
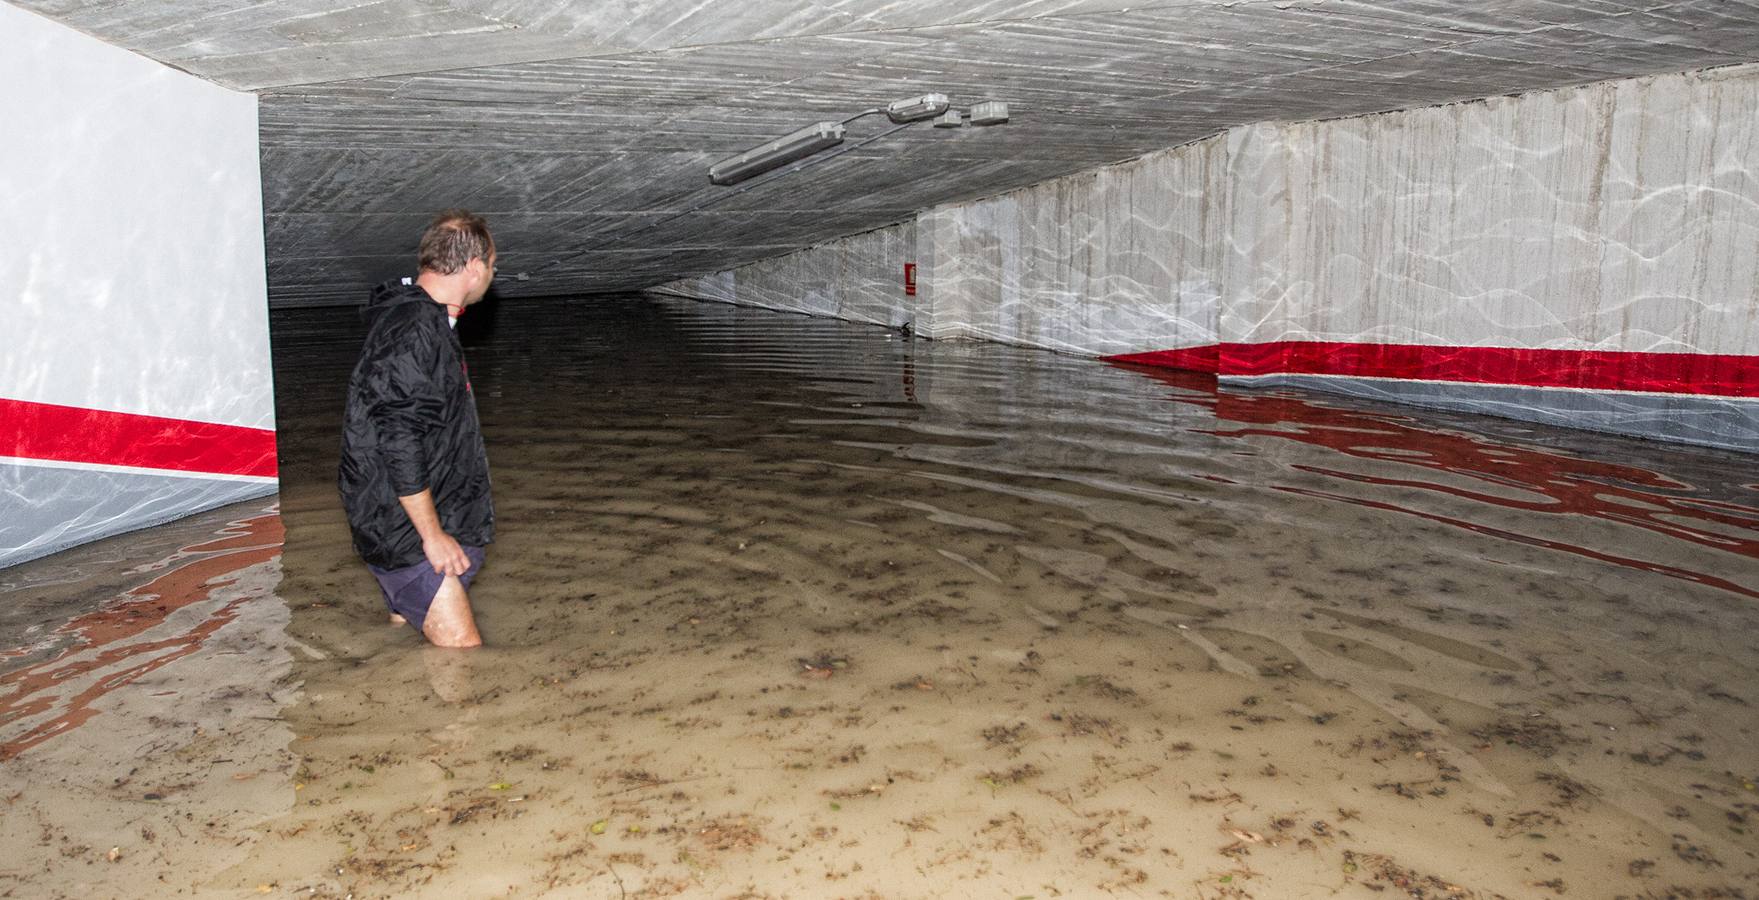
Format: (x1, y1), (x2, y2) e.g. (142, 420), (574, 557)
(0, 511), (284, 761)
(1112, 364), (1759, 601)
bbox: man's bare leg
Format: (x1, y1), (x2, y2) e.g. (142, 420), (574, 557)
(390, 613), (408, 625)
(422, 574), (482, 648)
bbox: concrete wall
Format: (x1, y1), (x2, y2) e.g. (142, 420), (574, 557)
(661, 64), (1759, 453)
(1, 2), (277, 568)
(917, 134), (1229, 357)
(666, 220), (920, 330)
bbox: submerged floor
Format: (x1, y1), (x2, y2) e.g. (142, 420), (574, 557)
(3, 295), (1757, 898)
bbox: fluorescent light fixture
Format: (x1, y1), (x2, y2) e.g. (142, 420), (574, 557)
(932, 109), (965, 128)
(708, 121), (846, 185)
(885, 93), (951, 123)
(969, 101), (1009, 126)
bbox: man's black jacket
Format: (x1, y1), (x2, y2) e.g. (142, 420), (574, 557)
(338, 279), (494, 569)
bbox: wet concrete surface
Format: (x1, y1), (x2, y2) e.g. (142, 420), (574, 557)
(3, 294), (1757, 898)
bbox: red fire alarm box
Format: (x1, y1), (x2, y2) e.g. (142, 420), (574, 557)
(904, 262), (917, 296)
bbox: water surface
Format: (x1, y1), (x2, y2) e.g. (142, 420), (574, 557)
(4, 294), (1756, 898)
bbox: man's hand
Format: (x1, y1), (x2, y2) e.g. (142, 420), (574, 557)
(398, 489), (468, 575)
(422, 531), (470, 576)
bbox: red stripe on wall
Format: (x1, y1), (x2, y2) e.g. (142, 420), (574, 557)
(0, 398), (277, 479)
(1108, 344), (1220, 373)
(1106, 342), (1759, 398)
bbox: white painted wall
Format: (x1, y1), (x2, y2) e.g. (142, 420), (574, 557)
(1, 2), (275, 568)
(910, 64), (1759, 360)
(664, 221), (920, 330)
(918, 134), (1227, 354)
(1221, 67), (1759, 353)
(1, 1), (273, 430)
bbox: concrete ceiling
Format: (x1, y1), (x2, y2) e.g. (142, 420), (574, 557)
(20, 0), (1759, 305)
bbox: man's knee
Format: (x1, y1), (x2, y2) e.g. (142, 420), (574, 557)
(425, 623), (481, 649)
(423, 576), (482, 648)
(424, 611), (482, 648)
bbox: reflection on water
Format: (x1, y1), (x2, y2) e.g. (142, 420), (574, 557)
(1125, 366), (1759, 600)
(5, 294), (1757, 897)
(0, 510), (283, 760)
(0, 502), (293, 896)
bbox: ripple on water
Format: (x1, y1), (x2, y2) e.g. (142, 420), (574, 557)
(6, 295), (1756, 897)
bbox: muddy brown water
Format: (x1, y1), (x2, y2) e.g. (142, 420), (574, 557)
(3, 294), (1757, 898)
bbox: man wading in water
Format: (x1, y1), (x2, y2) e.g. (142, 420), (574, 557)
(339, 210), (497, 648)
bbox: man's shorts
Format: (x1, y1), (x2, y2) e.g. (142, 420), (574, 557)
(367, 546), (486, 633)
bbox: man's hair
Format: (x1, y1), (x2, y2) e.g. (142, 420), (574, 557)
(417, 209), (494, 275)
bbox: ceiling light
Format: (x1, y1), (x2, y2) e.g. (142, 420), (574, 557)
(885, 93), (951, 123)
(702, 93), (1006, 188)
(969, 101), (1009, 126)
(708, 121), (846, 185)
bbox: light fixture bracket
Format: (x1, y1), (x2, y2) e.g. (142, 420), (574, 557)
(969, 101), (1009, 126)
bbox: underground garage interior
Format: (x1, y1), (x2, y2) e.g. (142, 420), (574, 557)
(3, 0), (1759, 896)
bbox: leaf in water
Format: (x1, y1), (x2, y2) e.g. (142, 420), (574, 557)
(490, 782), (513, 791)
(590, 819), (608, 835)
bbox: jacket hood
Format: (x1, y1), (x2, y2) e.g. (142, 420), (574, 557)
(364, 278), (436, 322)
